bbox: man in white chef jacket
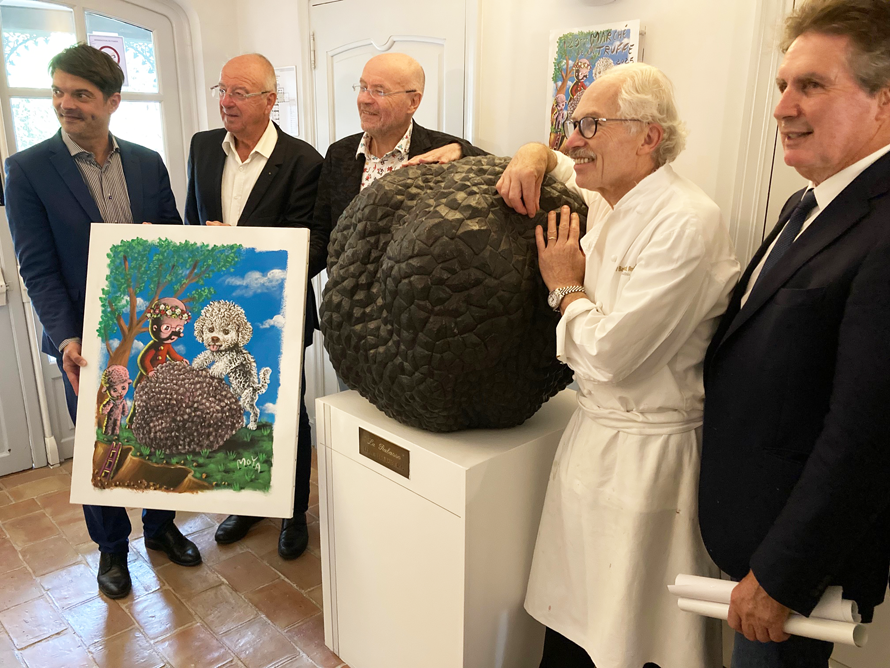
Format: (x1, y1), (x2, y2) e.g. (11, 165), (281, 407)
(497, 63), (740, 668)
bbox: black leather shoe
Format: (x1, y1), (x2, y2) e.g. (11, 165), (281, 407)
(97, 552), (131, 599)
(278, 514), (308, 560)
(214, 515), (264, 544)
(144, 522), (201, 566)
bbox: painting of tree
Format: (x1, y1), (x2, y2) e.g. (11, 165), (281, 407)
(97, 238), (244, 368)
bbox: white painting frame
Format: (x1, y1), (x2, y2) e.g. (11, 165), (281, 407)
(70, 224), (309, 518)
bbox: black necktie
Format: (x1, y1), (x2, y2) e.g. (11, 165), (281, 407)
(754, 189), (818, 287)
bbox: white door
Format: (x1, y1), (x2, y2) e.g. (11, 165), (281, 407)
(305, 0), (472, 424)
(309, 0), (469, 147)
(0, 205), (47, 476)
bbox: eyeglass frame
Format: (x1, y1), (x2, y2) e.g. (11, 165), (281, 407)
(210, 85), (272, 102)
(353, 84), (418, 99)
(563, 116), (647, 139)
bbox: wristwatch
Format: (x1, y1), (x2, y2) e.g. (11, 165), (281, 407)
(548, 285), (586, 312)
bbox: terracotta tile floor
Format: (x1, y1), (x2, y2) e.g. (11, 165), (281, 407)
(0, 455), (349, 668)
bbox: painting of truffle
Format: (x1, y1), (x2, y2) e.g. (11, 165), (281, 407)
(70, 225), (310, 517)
(322, 155), (588, 432)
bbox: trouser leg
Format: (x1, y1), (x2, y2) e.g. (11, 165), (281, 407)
(539, 627), (596, 668)
(82, 505), (132, 554)
(141, 509), (176, 539)
(292, 372), (312, 516)
(732, 632), (833, 668)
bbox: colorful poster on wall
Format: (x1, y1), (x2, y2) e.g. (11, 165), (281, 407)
(69, 224), (309, 518)
(546, 20), (641, 152)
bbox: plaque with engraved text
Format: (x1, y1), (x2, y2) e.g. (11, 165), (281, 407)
(358, 428), (410, 478)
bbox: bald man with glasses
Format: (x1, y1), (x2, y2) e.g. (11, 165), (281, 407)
(313, 52), (485, 238)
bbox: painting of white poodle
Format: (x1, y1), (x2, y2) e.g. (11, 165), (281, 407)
(192, 300), (272, 430)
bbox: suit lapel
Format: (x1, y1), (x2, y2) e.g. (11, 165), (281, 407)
(407, 122), (431, 158)
(239, 133), (284, 225)
(346, 135), (364, 199)
(119, 143), (144, 224)
(205, 141), (226, 223)
(718, 156), (890, 347)
(48, 133), (102, 222)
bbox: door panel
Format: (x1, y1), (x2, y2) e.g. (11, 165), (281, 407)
(0, 206), (41, 475)
(311, 0), (468, 151)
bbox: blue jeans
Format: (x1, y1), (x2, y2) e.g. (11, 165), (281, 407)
(731, 632), (833, 668)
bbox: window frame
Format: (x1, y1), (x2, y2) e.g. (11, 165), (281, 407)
(0, 0), (199, 210)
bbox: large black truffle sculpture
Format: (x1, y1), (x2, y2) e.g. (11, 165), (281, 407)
(322, 155), (589, 432)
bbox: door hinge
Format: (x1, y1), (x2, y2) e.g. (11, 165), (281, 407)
(310, 31), (317, 70)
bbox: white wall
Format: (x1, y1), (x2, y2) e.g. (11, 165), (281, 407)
(474, 0), (767, 223)
(185, 0), (780, 242)
(171, 0), (240, 132)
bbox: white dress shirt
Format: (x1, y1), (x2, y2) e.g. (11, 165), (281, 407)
(220, 120), (278, 226)
(742, 142), (890, 305)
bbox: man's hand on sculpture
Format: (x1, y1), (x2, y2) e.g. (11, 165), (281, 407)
(536, 205), (585, 292)
(497, 143), (555, 217)
(206, 220), (228, 226)
(62, 341), (88, 396)
(728, 571), (791, 643)
(404, 143), (463, 166)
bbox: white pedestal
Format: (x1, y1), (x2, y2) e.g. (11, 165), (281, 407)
(315, 389), (577, 668)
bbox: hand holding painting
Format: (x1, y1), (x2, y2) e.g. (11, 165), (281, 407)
(61, 340), (88, 395)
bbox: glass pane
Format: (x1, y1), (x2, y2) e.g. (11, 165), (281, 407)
(1, 2), (76, 89)
(10, 96), (58, 151)
(85, 12), (157, 93)
(111, 101), (165, 162)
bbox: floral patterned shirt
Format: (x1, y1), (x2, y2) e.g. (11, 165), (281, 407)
(356, 122), (414, 191)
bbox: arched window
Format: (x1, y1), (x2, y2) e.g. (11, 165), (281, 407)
(0, 0), (194, 203)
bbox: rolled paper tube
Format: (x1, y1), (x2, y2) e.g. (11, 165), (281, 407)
(669, 574), (860, 623)
(676, 598), (868, 647)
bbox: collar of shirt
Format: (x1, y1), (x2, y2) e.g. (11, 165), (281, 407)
(581, 164), (673, 256)
(356, 121), (414, 160)
(810, 143), (890, 212)
(61, 130), (120, 162)
(222, 120), (278, 165)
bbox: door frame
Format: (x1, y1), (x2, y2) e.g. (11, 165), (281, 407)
(726, 0), (796, 267)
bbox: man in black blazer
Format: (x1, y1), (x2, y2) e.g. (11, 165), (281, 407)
(184, 53), (323, 560)
(313, 52), (486, 235)
(700, 1), (890, 665)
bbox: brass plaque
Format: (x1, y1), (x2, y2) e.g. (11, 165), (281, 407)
(359, 428), (410, 478)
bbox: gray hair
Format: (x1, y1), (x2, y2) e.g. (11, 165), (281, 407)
(781, 0), (890, 95)
(598, 63), (688, 168)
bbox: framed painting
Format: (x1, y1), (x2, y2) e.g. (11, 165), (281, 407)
(69, 224), (309, 517)
(546, 20), (641, 152)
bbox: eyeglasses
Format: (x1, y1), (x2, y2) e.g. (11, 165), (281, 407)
(353, 84), (417, 99)
(210, 85), (271, 101)
(564, 116), (646, 139)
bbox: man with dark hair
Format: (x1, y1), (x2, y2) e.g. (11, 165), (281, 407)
(313, 52), (485, 236)
(5, 43), (200, 600)
(700, 1), (890, 665)
(48, 42), (124, 97)
(185, 53), (323, 560)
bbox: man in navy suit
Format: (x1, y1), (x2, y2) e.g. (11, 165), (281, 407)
(184, 53), (323, 560)
(5, 44), (200, 599)
(700, 1), (890, 665)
